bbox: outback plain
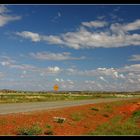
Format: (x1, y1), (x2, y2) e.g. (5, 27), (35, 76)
(0, 90), (140, 136)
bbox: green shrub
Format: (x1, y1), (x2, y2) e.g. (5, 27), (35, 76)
(44, 124), (54, 135)
(17, 124), (43, 135)
(45, 124), (52, 129)
(91, 107), (99, 111)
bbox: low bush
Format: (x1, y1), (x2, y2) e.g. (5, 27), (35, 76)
(91, 107), (99, 111)
(17, 124), (43, 135)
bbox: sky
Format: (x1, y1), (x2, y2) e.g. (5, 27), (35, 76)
(0, 4), (140, 91)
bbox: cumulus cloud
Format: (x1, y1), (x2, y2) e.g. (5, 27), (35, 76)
(30, 51), (85, 61)
(110, 20), (140, 34)
(82, 20), (108, 28)
(16, 19), (140, 49)
(1, 55), (140, 91)
(0, 5), (21, 27)
(42, 35), (63, 44)
(0, 55), (62, 75)
(47, 66), (61, 73)
(11, 65), (62, 75)
(129, 54), (140, 61)
(16, 31), (41, 42)
(65, 64), (139, 89)
(120, 64), (140, 73)
(16, 31), (63, 44)
(122, 19), (140, 32)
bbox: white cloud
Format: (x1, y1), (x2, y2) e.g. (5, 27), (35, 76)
(121, 64), (140, 73)
(0, 5), (21, 27)
(16, 31), (41, 42)
(55, 78), (60, 82)
(67, 79), (74, 84)
(1, 56), (140, 91)
(42, 35), (63, 44)
(82, 20), (108, 28)
(114, 7), (120, 12)
(17, 65), (62, 75)
(16, 19), (140, 49)
(119, 74), (125, 79)
(111, 19), (140, 33)
(0, 55), (62, 75)
(10, 64), (36, 70)
(0, 5), (9, 13)
(58, 12), (61, 17)
(22, 70), (27, 74)
(129, 54), (140, 61)
(0, 55), (16, 66)
(52, 12), (61, 22)
(16, 31), (63, 44)
(97, 16), (106, 20)
(47, 66), (60, 73)
(99, 76), (108, 82)
(30, 51), (85, 61)
(113, 71), (119, 78)
(122, 19), (140, 32)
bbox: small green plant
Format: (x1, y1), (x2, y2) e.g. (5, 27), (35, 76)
(44, 124), (53, 135)
(45, 124), (52, 129)
(71, 112), (84, 121)
(17, 124), (43, 135)
(91, 107), (99, 111)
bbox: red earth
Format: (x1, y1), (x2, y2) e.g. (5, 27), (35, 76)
(0, 98), (140, 136)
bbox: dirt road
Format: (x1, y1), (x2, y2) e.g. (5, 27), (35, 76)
(0, 97), (139, 114)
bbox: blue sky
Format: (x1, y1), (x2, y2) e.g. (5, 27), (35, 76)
(0, 5), (140, 91)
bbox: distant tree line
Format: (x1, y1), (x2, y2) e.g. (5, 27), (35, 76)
(0, 89), (140, 95)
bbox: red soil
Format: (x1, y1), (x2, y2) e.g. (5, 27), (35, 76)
(0, 99), (140, 136)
